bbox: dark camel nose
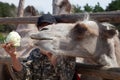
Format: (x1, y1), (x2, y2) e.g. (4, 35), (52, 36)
(40, 28), (48, 31)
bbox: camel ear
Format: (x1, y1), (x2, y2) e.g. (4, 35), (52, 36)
(103, 29), (117, 38)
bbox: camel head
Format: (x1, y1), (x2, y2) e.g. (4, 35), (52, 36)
(54, 0), (71, 14)
(31, 20), (118, 66)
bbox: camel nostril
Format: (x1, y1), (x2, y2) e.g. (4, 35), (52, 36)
(40, 28), (48, 31)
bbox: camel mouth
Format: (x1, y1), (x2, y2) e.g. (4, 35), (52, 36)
(30, 33), (53, 40)
(31, 37), (53, 40)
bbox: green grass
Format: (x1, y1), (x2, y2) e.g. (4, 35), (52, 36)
(0, 33), (6, 44)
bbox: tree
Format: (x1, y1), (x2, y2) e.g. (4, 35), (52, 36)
(52, 0), (59, 14)
(72, 4), (82, 13)
(10, 4), (17, 17)
(84, 4), (93, 12)
(105, 0), (120, 32)
(106, 0), (120, 11)
(93, 2), (104, 12)
(0, 2), (17, 32)
(0, 2), (16, 17)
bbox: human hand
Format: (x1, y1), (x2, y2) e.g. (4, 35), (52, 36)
(40, 49), (57, 66)
(2, 42), (17, 57)
(2, 42), (23, 72)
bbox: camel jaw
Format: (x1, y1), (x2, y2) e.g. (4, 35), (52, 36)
(30, 33), (53, 40)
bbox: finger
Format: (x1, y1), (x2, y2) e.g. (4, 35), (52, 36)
(8, 42), (13, 46)
(4, 43), (12, 52)
(10, 43), (14, 46)
(47, 52), (52, 58)
(6, 43), (14, 49)
(6, 43), (10, 49)
(2, 43), (8, 50)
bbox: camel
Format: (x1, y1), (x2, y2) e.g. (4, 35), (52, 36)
(16, 6), (39, 58)
(53, 0), (71, 14)
(30, 16), (120, 80)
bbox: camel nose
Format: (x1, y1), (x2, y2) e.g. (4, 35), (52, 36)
(40, 28), (48, 31)
(30, 33), (38, 39)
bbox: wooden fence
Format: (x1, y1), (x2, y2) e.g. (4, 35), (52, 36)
(0, 11), (120, 24)
(0, 11), (120, 80)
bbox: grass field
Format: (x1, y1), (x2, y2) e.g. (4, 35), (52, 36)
(0, 32), (7, 44)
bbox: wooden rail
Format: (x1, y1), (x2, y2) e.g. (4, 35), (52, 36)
(76, 63), (120, 79)
(0, 11), (120, 24)
(0, 57), (120, 79)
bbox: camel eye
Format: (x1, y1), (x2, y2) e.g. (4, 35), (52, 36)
(40, 28), (48, 31)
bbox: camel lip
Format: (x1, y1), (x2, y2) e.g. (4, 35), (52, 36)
(30, 34), (53, 40)
(31, 37), (53, 40)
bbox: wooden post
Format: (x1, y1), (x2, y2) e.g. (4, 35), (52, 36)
(52, 0), (58, 14)
(17, 0), (25, 17)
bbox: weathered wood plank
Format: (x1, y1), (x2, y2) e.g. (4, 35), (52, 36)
(0, 16), (38, 24)
(0, 11), (120, 24)
(55, 11), (120, 23)
(76, 63), (120, 79)
(1, 57), (120, 79)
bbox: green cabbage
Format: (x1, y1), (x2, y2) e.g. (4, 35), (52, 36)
(6, 31), (21, 46)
